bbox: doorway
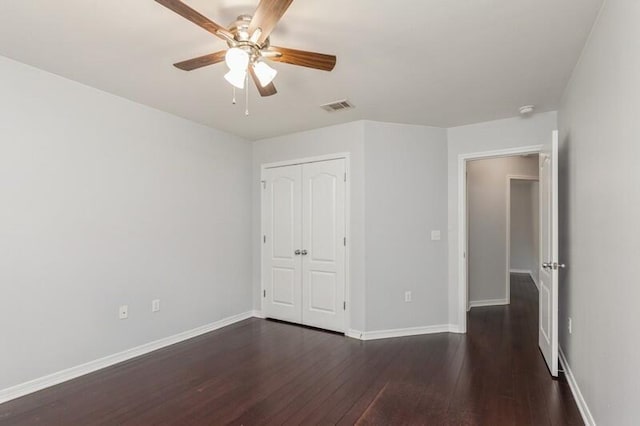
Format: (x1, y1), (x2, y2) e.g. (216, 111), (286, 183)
(507, 176), (540, 295)
(260, 155), (350, 333)
(457, 133), (561, 377)
(466, 155), (539, 309)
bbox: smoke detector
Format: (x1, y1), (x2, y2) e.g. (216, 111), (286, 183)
(519, 105), (535, 115)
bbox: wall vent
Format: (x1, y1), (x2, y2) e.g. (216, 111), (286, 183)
(320, 99), (355, 112)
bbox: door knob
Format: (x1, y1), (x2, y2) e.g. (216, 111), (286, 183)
(294, 249), (301, 256)
(542, 262), (566, 270)
(301, 249), (308, 256)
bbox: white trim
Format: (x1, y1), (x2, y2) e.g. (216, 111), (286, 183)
(345, 329), (364, 340)
(468, 298), (509, 308)
(559, 347), (596, 426)
(0, 311), (255, 404)
(261, 152), (351, 170)
(509, 268), (533, 274)
(251, 310), (265, 319)
(345, 324), (457, 341)
(457, 145), (543, 333)
(260, 153), (352, 333)
(506, 174), (539, 306)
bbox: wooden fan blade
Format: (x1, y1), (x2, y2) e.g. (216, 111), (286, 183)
(249, 66), (277, 97)
(267, 46), (336, 71)
(248, 0), (294, 45)
(173, 51), (227, 71)
(155, 0), (234, 41)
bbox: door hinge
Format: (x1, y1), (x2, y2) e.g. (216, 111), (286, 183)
(343, 237), (346, 246)
(263, 289), (266, 298)
(344, 172), (347, 182)
(343, 301), (346, 310)
(261, 180), (266, 189)
(263, 235), (266, 244)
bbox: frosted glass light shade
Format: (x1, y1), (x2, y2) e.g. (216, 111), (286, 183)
(224, 69), (246, 89)
(225, 48), (249, 71)
(253, 61), (278, 87)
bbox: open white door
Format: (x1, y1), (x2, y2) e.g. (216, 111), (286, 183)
(538, 130), (561, 376)
(262, 165), (303, 324)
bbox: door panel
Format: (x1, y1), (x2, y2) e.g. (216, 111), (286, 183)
(309, 271), (337, 312)
(262, 165), (302, 323)
(272, 268), (295, 306)
(301, 159), (346, 332)
(538, 130), (559, 376)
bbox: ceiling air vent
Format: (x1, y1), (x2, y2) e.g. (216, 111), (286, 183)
(320, 99), (355, 113)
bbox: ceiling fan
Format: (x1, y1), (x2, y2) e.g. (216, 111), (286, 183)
(155, 0), (337, 97)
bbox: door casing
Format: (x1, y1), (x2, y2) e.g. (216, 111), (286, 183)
(457, 145), (543, 333)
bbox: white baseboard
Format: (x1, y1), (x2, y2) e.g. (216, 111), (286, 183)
(509, 269), (533, 275)
(346, 324), (457, 341)
(0, 310), (256, 405)
(251, 310), (265, 319)
(468, 298), (509, 308)
(559, 347), (596, 426)
(345, 329), (364, 340)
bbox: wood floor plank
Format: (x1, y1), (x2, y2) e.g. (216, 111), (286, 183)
(0, 274), (584, 425)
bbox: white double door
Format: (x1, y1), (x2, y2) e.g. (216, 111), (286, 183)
(262, 159), (346, 332)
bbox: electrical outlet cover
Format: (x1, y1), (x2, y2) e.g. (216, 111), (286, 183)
(119, 305), (128, 319)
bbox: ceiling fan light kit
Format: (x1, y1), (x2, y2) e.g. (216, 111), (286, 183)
(155, 0), (337, 115)
(224, 69), (246, 89)
(225, 47), (250, 71)
(253, 61), (278, 87)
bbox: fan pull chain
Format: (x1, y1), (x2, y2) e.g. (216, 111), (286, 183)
(232, 86), (236, 105)
(245, 73), (250, 116)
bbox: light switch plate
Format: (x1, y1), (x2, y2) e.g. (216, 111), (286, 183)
(431, 230), (441, 241)
(152, 299), (160, 313)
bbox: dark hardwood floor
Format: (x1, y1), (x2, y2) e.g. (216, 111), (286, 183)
(0, 274), (582, 425)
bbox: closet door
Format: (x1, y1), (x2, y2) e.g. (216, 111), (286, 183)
(262, 165), (302, 323)
(301, 159), (346, 332)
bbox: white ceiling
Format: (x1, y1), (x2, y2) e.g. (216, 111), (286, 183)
(0, 0), (603, 140)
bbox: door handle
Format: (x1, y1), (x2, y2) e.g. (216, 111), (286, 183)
(542, 262), (566, 270)
(301, 249), (308, 256)
(294, 249), (301, 256)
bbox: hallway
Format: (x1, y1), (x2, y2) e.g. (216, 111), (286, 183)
(0, 275), (582, 425)
(459, 273), (582, 425)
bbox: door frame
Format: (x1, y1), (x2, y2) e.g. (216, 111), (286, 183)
(457, 145), (542, 333)
(505, 174), (540, 303)
(260, 153), (351, 333)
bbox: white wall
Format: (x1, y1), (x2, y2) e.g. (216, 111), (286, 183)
(467, 156), (538, 304)
(364, 122), (448, 331)
(252, 120), (449, 333)
(251, 121), (366, 331)
(558, 0), (640, 424)
(0, 56), (253, 390)
(510, 179), (539, 286)
(447, 111), (557, 326)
